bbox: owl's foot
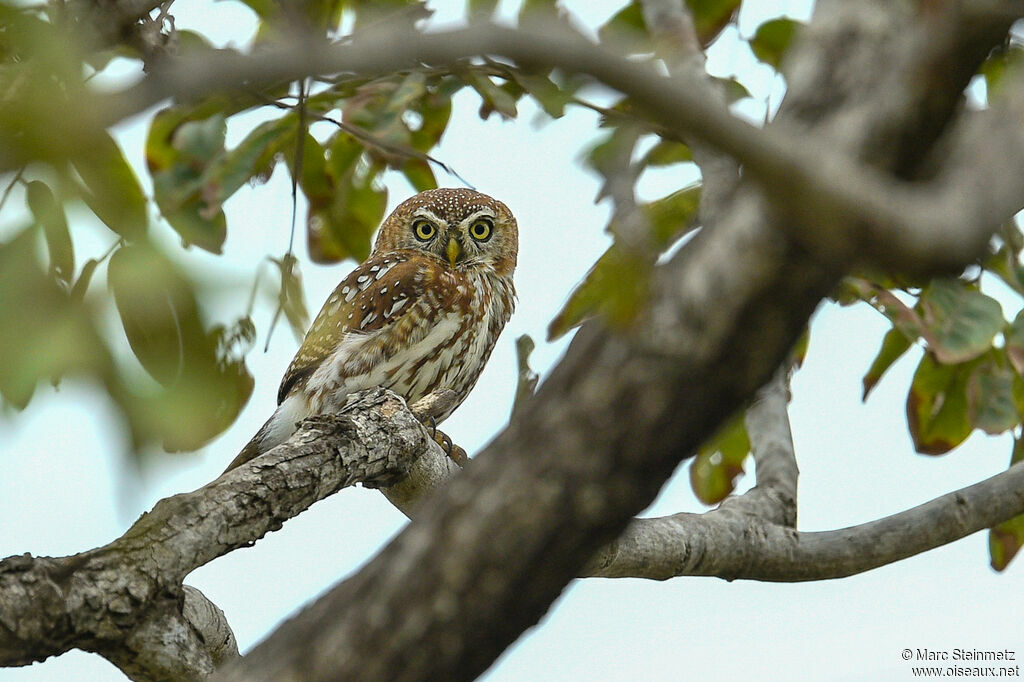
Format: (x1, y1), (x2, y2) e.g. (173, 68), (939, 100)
(422, 416), (468, 467)
(435, 429), (469, 467)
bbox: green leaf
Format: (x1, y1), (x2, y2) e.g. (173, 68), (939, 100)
(584, 129), (628, 178)
(919, 279), (1003, 364)
(789, 325), (810, 369)
(401, 157), (437, 192)
(409, 86), (454, 151)
(906, 353), (976, 455)
(989, 437), (1024, 571)
(598, 2), (648, 51)
(108, 245), (212, 387)
(269, 254), (310, 342)
(207, 115), (296, 207)
(73, 131), (148, 241)
(863, 326), (915, 400)
(685, 0), (741, 45)
(642, 140), (693, 167)
(584, 125), (640, 201)
(513, 72), (572, 119)
(642, 184), (701, 248)
(299, 133), (386, 264)
(0, 227), (112, 409)
(148, 110), (228, 253)
(985, 241), (1024, 297)
(70, 258), (101, 302)
(690, 412), (750, 504)
(26, 180), (73, 285)
(967, 361), (1019, 435)
(749, 18), (800, 70)
(990, 513), (1024, 572)
(236, 0), (277, 21)
(108, 244), (253, 451)
(465, 72), (519, 120)
(344, 74), (426, 160)
(518, 0), (557, 23)
(148, 111), (294, 254)
(548, 246), (650, 340)
(131, 356), (254, 453)
(980, 44), (1024, 100)
(712, 76), (752, 104)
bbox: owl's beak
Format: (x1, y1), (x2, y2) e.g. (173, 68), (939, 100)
(446, 237), (462, 267)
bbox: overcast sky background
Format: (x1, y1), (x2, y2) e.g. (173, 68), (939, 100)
(2, 1), (1022, 680)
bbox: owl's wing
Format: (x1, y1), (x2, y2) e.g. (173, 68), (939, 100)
(276, 251), (454, 404)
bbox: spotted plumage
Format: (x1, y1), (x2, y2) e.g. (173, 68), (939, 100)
(225, 188), (518, 472)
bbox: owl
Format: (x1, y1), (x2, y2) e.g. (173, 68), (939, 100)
(224, 188), (518, 472)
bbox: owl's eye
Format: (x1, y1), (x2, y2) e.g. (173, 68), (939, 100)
(469, 218), (493, 242)
(413, 220), (436, 241)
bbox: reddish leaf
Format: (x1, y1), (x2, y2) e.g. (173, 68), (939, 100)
(919, 279), (1002, 364)
(906, 353), (976, 455)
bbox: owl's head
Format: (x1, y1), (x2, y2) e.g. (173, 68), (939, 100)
(373, 188), (518, 278)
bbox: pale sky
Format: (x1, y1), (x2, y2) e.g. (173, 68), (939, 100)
(2, 2), (1022, 681)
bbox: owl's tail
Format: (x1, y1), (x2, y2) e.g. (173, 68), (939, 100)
(222, 393), (309, 474)
(222, 418), (274, 474)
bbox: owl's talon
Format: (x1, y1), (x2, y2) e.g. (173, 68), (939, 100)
(432, 427), (468, 467)
(424, 416), (438, 440)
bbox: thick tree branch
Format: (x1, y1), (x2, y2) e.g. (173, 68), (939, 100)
(0, 389), (435, 679)
(6, 14), (1022, 274)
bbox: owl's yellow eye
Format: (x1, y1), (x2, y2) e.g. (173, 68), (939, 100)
(413, 220), (436, 241)
(469, 218), (493, 242)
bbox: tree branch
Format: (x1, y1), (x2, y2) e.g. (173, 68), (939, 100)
(0, 388), (436, 679)
(638, 0), (740, 226)
(7, 14), (1023, 273)
(586, 460), (1024, 581)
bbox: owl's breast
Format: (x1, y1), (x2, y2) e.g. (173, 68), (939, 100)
(304, 268), (514, 422)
